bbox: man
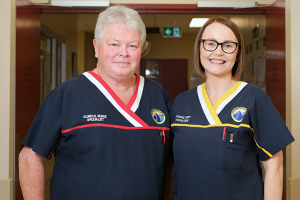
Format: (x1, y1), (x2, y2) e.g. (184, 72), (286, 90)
(19, 5), (173, 200)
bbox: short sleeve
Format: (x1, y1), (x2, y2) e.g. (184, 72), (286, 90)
(249, 87), (294, 161)
(21, 87), (64, 159)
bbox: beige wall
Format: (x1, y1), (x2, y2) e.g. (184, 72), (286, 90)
(0, 0), (15, 199)
(77, 31), (86, 74)
(41, 14), (79, 79)
(85, 32), (97, 71)
(286, 0), (300, 199)
(1, 0), (299, 200)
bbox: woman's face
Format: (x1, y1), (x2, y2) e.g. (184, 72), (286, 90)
(200, 22), (238, 79)
(93, 23), (142, 81)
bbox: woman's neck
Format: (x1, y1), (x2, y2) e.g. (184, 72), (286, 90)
(205, 76), (238, 106)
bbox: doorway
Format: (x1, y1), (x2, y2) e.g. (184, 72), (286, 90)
(15, 2), (286, 200)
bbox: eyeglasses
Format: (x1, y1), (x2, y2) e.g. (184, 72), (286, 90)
(200, 39), (239, 54)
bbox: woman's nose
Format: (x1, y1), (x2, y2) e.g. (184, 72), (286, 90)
(214, 44), (224, 55)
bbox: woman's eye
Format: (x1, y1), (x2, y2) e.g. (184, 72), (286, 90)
(207, 42), (216, 46)
(224, 43), (235, 48)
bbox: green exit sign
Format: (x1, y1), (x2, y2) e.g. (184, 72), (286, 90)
(163, 27), (182, 38)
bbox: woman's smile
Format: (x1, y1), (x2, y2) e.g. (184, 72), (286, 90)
(209, 59), (225, 64)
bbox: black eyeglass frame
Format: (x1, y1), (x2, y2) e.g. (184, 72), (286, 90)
(200, 39), (239, 54)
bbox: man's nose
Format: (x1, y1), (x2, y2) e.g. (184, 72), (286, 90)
(119, 45), (129, 57)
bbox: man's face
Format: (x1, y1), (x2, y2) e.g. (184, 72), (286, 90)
(93, 23), (142, 81)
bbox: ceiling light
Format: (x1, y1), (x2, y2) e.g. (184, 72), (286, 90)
(197, 1), (257, 8)
(51, 0), (110, 7)
(189, 18), (209, 28)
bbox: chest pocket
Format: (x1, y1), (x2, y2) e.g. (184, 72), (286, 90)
(217, 128), (247, 170)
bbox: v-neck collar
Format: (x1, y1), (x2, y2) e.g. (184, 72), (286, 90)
(88, 70), (144, 111)
(198, 81), (247, 125)
(83, 71), (148, 127)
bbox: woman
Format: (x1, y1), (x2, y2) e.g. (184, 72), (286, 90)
(170, 17), (294, 200)
(19, 5), (172, 200)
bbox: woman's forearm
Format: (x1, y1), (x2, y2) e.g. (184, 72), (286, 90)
(262, 150), (283, 200)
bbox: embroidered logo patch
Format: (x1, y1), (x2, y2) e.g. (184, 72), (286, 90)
(231, 107), (247, 122)
(151, 109), (166, 124)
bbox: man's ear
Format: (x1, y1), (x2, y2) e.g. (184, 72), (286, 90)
(93, 39), (99, 58)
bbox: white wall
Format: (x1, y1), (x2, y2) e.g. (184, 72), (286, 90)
(0, 0), (15, 199)
(286, 0), (300, 199)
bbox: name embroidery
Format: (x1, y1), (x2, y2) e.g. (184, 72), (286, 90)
(83, 114), (107, 122)
(175, 115), (191, 123)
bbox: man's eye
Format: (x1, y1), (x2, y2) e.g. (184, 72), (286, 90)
(110, 43), (118, 47)
(129, 44), (139, 48)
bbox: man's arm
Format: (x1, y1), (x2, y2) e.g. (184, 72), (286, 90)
(19, 146), (46, 200)
(262, 150), (283, 200)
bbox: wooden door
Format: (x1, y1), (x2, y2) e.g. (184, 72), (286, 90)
(140, 59), (188, 100)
